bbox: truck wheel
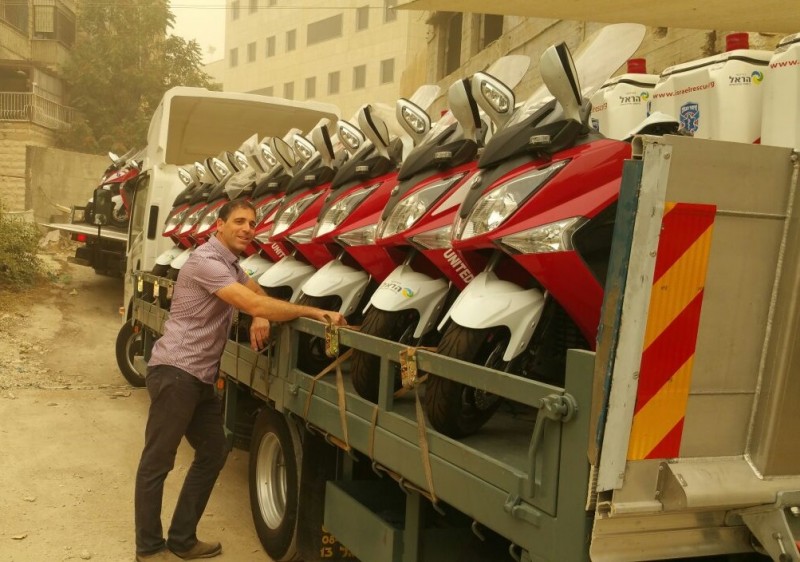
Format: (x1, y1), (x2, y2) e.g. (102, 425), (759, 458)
(115, 321), (146, 387)
(424, 323), (505, 438)
(350, 308), (412, 402)
(249, 408), (302, 561)
(296, 294), (339, 374)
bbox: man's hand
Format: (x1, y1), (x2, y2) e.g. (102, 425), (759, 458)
(250, 317), (271, 351)
(313, 309), (347, 326)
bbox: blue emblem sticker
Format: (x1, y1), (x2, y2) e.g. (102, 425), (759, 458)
(680, 102), (700, 134)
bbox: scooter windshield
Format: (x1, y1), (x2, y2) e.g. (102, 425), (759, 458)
(506, 23), (646, 129)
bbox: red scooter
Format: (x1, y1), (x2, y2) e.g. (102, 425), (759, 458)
(425, 25), (647, 437)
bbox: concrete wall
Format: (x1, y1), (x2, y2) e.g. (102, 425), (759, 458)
(0, 121), (55, 211)
(26, 146), (107, 225)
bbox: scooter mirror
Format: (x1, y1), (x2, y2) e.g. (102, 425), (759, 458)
(447, 78), (481, 143)
(540, 42), (583, 123)
(311, 119), (336, 168)
(337, 120), (365, 155)
(292, 134), (316, 163)
(108, 151), (119, 163)
(471, 72), (515, 130)
(208, 157), (231, 182)
(257, 140), (279, 172)
(357, 104), (391, 159)
(396, 98), (431, 146)
(268, 137), (297, 177)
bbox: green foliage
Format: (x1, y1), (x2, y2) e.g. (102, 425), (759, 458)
(0, 203), (42, 288)
(58, 0), (219, 154)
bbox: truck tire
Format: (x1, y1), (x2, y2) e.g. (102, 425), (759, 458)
(295, 294), (339, 374)
(350, 308), (411, 402)
(424, 323), (505, 438)
(115, 321), (146, 387)
(249, 408), (302, 561)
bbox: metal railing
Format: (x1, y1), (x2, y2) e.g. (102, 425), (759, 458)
(0, 92), (73, 130)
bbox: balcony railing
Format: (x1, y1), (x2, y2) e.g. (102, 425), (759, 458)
(0, 92), (73, 130)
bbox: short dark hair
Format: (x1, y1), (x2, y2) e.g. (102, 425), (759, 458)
(218, 199), (255, 221)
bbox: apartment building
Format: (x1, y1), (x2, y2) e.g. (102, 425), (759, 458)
(0, 0), (75, 210)
(206, 0), (429, 119)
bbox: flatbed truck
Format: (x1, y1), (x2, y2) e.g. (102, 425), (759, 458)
(129, 135), (800, 562)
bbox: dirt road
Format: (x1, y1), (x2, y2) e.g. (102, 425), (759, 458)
(0, 243), (267, 561)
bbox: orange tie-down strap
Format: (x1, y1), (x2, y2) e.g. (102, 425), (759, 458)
(627, 202), (716, 460)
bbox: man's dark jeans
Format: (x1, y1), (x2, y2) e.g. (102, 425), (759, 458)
(135, 365), (229, 555)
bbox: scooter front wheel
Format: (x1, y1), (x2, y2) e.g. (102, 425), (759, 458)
(350, 307), (415, 402)
(296, 294), (341, 374)
(423, 323), (506, 438)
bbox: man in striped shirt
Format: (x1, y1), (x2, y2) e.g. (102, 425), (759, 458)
(134, 199), (345, 561)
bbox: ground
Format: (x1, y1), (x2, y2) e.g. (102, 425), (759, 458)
(0, 238), (267, 561)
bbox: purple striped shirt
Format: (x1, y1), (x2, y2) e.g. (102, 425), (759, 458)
(149, 235), (248, 384)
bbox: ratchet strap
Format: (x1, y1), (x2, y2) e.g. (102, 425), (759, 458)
(398, 345), (439, 505)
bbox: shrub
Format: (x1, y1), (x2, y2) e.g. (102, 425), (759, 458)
(0, 202), (42, 287)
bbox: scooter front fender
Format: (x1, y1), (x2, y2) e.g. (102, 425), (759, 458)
(170, 248), (193, 270)
(239, 253), (273, 279)
(258, 255), (315, 303)
(440, 271), (544, 362)
(301, 260), (370, 317)
(370, 265), (449, 339)
(155, 245), (184, 266)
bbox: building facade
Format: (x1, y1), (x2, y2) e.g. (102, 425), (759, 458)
(0, 0), (75, 211)
(205, 0), (429, 119)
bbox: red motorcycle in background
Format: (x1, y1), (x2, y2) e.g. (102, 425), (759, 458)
(85, 147), (143, 229)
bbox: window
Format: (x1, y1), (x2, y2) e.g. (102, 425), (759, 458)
(380, 58), (395, 84)
(384, 0), (397, 22)
(328, 71), (340, 95)
(444, 13), (462, 76)
(249, 0), (257, 13)
(305, 77), (316, 99)
(307, 14), (342, 46)
(30, 0), (75, 45)
(247, 41), (256, 62)
(229, 47), (239, 67)
(353, 64), (366, 90)
(231, 0), (240, 20)
(265, 35), (275, 57)
(0, 0), (29, 33)
(286, 29), (296, 51)
(481, 15), (503, 49)
(283, 81), (294, 100)
(355, 6), (369, 31)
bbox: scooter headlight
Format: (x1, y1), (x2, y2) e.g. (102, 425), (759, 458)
(271, 192), (321, 236)
(288, 226), (315, 245)
(336, 224), (376, 246)
(377, 173), (466, 240)
(255, 198), (282, 224)
(498, 217), (587, 254)
(179, 207), (206, 234)
(195, 206), (222, 235)
(314, 183), (380, 238)
(455, 160), (567, 240)
(410, 225), (453, 250)
(163, 208), (188, 236)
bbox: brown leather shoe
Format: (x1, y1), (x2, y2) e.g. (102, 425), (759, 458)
(135, 548), (181, 561)
(170, 540), (222, 560)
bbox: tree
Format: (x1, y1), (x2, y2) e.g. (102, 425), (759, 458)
(59, 0), (218, 154)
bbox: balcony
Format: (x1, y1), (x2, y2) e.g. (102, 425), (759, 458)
(0, 92), (73, 130)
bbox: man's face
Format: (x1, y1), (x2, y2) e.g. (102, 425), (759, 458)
(216, 207), (256, 255)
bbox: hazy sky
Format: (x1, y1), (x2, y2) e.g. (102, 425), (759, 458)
(169, 0), (226, 63)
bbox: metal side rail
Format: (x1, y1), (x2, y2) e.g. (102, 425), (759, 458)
(222, 318), (596, 562)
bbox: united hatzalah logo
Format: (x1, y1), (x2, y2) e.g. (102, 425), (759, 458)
(680, 102), (700, 134)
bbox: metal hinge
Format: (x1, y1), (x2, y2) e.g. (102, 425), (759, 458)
(504, 494), (542, 527)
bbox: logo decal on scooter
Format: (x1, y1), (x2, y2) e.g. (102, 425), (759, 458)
(380, 280), (417, 298)
(679, 102), (700, 134)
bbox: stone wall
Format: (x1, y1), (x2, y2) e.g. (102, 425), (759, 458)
(0, 121), (55, 211)
(25, 146), (108, 225)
